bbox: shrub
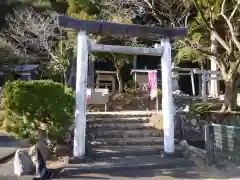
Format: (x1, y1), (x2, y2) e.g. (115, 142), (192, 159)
(3, 80), (75, 143)
(189, 103), (214, 119)
(190, 103), (213, 114)
(124, 80), (139, 93)
(0, 111), (5, 128)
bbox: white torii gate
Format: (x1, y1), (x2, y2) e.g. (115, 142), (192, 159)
(58, 15), (187, 157)
(75, 33), (174, 157)
(193, 69), (223, 102)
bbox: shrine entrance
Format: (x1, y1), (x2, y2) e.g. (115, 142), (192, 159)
(58, 15), (187, 157)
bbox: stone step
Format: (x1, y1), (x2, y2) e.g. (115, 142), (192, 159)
(91, 137), (178, 146)
(92, 145), (184, 157)
(92, 145), (162, 157)
(87, 117), (150, 124)
(60, 155), (194, 174)
(86, 111), (152, 119)
(87, 122), (155, 130)
(91, 129), (163, 138)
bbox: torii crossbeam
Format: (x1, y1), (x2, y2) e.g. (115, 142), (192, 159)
(58, 15), (187, 38)
(58, 15), (187, 157)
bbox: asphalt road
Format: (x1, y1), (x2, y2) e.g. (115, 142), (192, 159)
(1, 157), (240, 180)
(1, 166), (240, 180)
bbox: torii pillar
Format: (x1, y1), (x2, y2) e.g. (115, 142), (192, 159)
(160, 38), (174, 153)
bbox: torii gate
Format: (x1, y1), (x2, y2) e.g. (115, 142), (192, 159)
(58, 15), (187, 157)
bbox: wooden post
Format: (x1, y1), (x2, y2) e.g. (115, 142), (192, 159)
(198, 74), (202, 96)
(202, 73), (207, 102)
(104, 104), (107, 112)
(205, 125), (215, 165)
(159, 38), (175, 153)
(88, 60), (95, 88)
(74, 31), (88, 157)
(133, 55), (137, 88)
(190, 71), (196, 96)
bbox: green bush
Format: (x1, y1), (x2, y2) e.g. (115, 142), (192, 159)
(3, 80), (75, 143)
(190, 103), (213, 114)
(0, 111), (5, 127)
(189, 103), (214, 119)
(124, 80), (139, 93)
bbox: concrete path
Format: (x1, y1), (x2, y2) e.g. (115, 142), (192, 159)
(0, 163), (240, 180)
(0, 132), (239, 180)
(1, 155), (240, 180)
(0, 133), (24, 163)
(56, 166), (240, 180)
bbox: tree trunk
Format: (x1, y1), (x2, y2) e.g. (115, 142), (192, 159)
(222, 80), (237, 111)
(114, 60), (123, 93)
(116, 70), (123, 93)
(210, 33), (219, 98)
(63, 69), (68, 86)
(68, 58), (76, 90)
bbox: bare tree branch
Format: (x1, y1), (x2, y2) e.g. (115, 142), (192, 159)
(4, 7), (73, 83)
(229, 2), (239, 20)
(182, 38), (228, 77)
(221, 0), (240, 51)
(5, 8), (60, 62)
(106, 0), (191, 27)
(192, 0), (231, 53)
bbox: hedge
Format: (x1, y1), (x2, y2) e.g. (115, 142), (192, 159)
(3, 80), (75, 143)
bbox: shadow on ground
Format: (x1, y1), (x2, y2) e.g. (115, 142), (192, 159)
(55, 166), (240, 180)
(0, 133), (21, 148)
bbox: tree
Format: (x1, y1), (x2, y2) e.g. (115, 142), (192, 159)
(66, 0), (133, 91)
(90, 36), (134, 92)
(174, 1), (220, 98)
(106, 0), (192, 27)
(65, 0), (108, 88)
(0, 37), (34, 65)
(175, 1), (219, 96)
(113, 0), (240, 111)
(4, 7), (73, 84)
(178, 0), (240, 111)
(67, 0), (104, 16)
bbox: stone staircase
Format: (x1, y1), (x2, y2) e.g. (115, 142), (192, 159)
(60, 112), (195, 173)
(87, 112), (174, 158)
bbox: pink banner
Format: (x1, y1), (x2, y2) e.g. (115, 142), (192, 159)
(148, 71), (157, 99)
(87, 89), (92, 101)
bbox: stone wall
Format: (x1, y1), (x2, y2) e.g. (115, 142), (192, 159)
(87, 90), (204, 112)
(176, 111), (240, 141)
(147, 110), (240, 142)
(176, 111), (208, 140)
(87, 92), (162, 111)
(206, 112), (240, 125)
(173, 95), (202, 109)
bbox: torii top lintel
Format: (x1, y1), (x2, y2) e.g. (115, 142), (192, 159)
(58, 15), (187, 38)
